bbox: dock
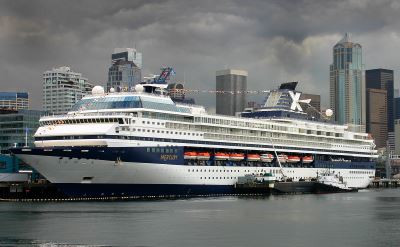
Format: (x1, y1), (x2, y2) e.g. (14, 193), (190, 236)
(369, 179), (400, 188)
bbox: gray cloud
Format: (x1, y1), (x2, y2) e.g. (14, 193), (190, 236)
(0, 0), (399, 109)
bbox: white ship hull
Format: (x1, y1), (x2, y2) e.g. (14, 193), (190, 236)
(17, 152), (374, 197)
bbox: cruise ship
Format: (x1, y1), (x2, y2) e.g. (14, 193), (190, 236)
(12, 82), (377, 197)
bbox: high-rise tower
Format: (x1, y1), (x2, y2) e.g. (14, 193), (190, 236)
(329, 33), (365, 129)
(366, 69), (394, 150)
(216, 69), (247, 116)
(107, 48), (142, 92)
(43, 66), (92, 114)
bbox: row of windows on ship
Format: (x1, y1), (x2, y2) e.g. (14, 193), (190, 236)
(185, 169), (374, 180)
(166, 122), (369, 147)
(40, 115), (369, 151)
(119, 124), (369, 151)
(41, 113), (366, 144)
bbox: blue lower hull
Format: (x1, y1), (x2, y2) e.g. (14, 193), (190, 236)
(55, 184), (236, 197)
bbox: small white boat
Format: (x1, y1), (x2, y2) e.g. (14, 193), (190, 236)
(229, 153), (245, 161)
(302, 156), (313, 163)
(277, 154), (288, 163)
(247, 154), (261, 162)
(260, 154), (274, 162)
(214, 152), (229, 160)
(287, 155), (300, 163)
(197, 152), (211, 160)
(184, 151), (197, 160)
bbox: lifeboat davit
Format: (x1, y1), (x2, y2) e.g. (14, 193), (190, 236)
(184, 151), (197, 160)
(229, 153), (245, 161)
(287, 155), (301, 163)
(277, 154), (288, 163)
(247, 154), (261, 162)
(214, 152), (229, 160)
(302, 156), (314, 163)
(197, 152), (211, 160)
(260, 153), (274, 162)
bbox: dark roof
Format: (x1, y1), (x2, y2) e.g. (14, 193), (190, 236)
(279, 82), (298, 90)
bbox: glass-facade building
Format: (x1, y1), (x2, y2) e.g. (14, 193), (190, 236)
(0, 109), (43, 150)
(0, 92), (29, 110)
(330, 33), (365, 129)
(43, 66), (93, 115)
(366, 69), (394, 150)
(107, 48), (142, 92)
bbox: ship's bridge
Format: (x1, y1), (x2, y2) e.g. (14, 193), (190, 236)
(69, 93), (197, 114)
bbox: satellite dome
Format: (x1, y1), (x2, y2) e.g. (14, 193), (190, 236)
(92, 86), (105, 96)
(109, 87), (115, 93)
(135, 84), (144, 93)
(325, 109), (333, 117)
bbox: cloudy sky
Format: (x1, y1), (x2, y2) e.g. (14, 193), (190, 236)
(1, 0), (400, 110)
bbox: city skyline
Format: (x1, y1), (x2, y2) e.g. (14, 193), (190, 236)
(1, 0), (400, 110)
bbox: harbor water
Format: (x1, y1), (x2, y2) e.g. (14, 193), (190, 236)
(1, 189), (400, 247)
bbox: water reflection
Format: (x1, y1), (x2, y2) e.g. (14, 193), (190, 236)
(0, 189), (399, 247)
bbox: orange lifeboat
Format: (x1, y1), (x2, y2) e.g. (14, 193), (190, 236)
(287, 155), (301, 163)
(184, 151), (197, 160)
(229, 153), (245, 161)
(260, 153), (274, 162)
(247, 154), (261, 162)
(197, 152), (211, 160)
(277, 154), (288, 163)
(302, 156), (314, 163)
(214, 152), (229, 160)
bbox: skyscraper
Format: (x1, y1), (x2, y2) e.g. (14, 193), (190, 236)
(0, 92), (29, 110)
(329, 33), (365, 129)
(107, 48), (142, 92)
(216, 69), (247, 116)
(43, 66), (93, 115)
(366, 69), (394, 150)
(366, 88), (387, 148)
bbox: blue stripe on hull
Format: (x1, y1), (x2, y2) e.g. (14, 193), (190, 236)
(55, 184), (235, 197)
(12, 147), (376, 169)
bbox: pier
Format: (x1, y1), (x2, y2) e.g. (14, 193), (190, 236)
(369, 179), (400, 188)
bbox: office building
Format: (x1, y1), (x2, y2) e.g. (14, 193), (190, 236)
(216, 69), (247, 116)
(395, 97), (400, 120)
(366, 69), (394, 150)
(300, 93), (321, 118)
(329, 33), (365, 129)
(43, 66), (93, 115)
(0, 92), (29, 110)
(366, 88), (387, 148)
(393, 118), (400, 156)
(107, 48), (142, 92)
(0, 109), (43, 150)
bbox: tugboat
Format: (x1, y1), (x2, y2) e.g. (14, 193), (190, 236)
(315, 172), (358, 193)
